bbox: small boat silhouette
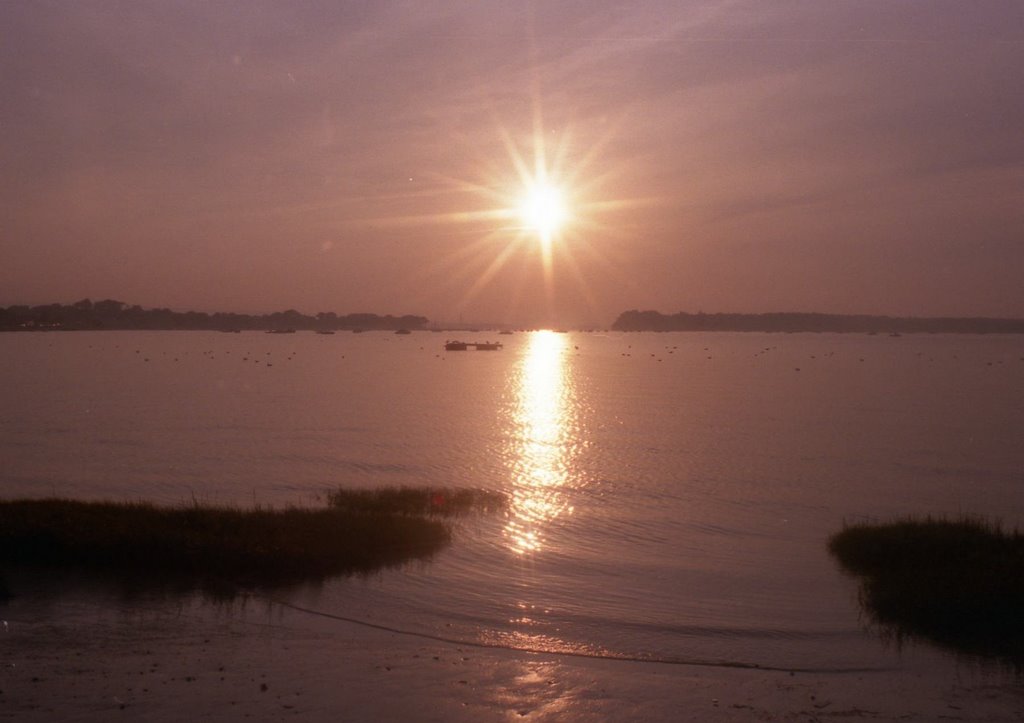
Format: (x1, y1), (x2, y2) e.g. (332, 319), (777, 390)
(444, 340), (503, 351)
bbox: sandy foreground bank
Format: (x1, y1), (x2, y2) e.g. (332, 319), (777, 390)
(2, 594), (1022, 722)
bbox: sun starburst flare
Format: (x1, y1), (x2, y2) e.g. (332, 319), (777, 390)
(349, 102), (657, 324)
(519, 180), (568, 248)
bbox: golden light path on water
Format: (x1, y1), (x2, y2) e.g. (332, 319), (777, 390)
(489, 330), (612, 659)
(504, 330), (583, 555)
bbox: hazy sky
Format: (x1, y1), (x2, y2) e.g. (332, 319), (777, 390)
(2, 1), (1022, 326)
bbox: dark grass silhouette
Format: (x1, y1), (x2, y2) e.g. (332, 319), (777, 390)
(326, 486), (506, 517)
(829, 516), (1024, 669)
(0, 488), (505, 596)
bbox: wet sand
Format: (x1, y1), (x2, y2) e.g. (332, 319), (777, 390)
(3, 597), (1022, 721)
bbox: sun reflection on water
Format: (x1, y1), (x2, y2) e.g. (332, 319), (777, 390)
(505, 330), (583, 555)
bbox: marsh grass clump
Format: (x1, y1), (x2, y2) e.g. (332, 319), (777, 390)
(326, 486), (507, 517)
(0, 497), (452, 593)
(829, 516), (1024, 666)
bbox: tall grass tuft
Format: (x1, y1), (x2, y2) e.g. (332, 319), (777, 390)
(326, 486), (507, 517)
(0, 498), (453, 593)
(829, 516), (1024, 667)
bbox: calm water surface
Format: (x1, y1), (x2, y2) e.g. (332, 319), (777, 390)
(2, 330), (1023, 673)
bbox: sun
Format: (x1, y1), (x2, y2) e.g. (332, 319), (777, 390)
(519, 180), (568, 245)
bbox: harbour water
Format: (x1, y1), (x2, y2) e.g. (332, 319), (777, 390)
(2, 330), (1023, 676)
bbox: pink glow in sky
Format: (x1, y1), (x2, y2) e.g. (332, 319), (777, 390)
(2, 2), (1022, 326)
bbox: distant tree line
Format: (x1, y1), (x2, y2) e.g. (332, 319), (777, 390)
(611, 310), (1024, 334)
(0, 299), (429, 332)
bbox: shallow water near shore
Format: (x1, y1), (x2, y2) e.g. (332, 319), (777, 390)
(2, 330), (1023, 679)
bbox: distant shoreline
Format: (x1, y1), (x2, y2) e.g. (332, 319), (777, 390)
(4, 300), (1024, 334)
(611, 310), (1024, 334)
(0, 299), (428, 333)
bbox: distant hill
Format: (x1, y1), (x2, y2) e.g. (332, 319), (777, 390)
(611, 310), (1024, 334)
(0, 299), (428, 332)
